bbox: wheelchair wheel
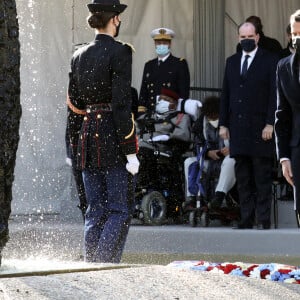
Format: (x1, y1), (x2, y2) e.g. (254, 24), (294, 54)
(200, 211), (210, 227)
(296, 210), (300, 228)
(189, 211), (197, 227)
(141, 191), (167, 225)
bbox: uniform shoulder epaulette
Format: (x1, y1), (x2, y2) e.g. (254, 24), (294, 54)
(73, 42), (90, 55)
(116, 40), (135, 52)
(179, 57), (186, 61)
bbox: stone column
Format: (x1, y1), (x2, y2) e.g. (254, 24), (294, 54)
(0, 0), (21, 260)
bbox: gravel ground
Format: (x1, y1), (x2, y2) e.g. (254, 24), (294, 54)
(0, 265), (300, 299)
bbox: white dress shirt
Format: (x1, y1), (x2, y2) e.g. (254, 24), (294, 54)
(240, 47), (258, 73)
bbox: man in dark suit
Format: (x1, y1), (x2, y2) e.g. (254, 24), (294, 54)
(275, 9), (300, 226)
(138, 27), (190, 115)
(219, 22), (279, 229)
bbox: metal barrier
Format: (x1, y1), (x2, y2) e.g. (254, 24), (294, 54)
(190, 87), (222, 101)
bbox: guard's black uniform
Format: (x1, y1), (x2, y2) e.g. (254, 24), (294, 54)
(138, 54), (190, 113)
(67, 33), (137, 263)
(68, 34), (137, 168)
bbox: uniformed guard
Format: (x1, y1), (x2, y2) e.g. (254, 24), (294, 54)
(138, 27), (190, 115)
(67, 0), (139, 263)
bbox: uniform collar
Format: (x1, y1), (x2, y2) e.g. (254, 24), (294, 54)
(95, 33), (114, 42)
(158, 53), (171, 62)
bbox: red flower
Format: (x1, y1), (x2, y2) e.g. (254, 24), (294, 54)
(260, 269), (270, 279)
(278, 269), (292, 274)
(222, 264), (240, 274)
(247, 264), (259, 272)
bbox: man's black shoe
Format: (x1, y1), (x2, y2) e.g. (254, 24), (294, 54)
(257, 223), (271, 230)
(232, 223), (253, 229)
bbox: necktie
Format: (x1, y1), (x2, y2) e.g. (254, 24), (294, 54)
(241, 55), (250, 78)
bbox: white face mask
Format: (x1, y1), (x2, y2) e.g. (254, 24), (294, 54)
(208, 119), (219, 128)
(156, 100), (170, 114)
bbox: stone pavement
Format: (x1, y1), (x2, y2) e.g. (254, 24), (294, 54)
(3, 214), (300, 261)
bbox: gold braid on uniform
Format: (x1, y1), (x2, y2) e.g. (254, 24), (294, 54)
(125, 113), (135, 139)
(138, 106), (147, 113)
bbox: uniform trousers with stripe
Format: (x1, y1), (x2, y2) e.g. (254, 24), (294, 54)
(83, 166), (135, 263)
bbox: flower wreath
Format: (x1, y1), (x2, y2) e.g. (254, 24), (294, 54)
(168, 261), (300, 284)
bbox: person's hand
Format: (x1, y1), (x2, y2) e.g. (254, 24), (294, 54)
(281, 159), (294, 186)
(149, 135), (170, 142)
(262, 124), (273, 141)
(126, 154), (140, 175)
(66, 157), (72, 166)
(207, 150), (221, 160)
(219, 126), (230, 140)
(220, 147), (230, 157)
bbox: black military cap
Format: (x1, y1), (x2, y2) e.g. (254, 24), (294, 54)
(87, 0), (127, 13)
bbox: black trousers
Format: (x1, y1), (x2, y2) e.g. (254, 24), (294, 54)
(291, 145), (300, 211)
(235, 155), (273, 225)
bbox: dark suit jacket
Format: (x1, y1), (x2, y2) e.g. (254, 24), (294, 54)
(275, 53), (300, 159)
(138, 54), (190, 112)
(219, 47), (278, 158)
(275, 53), (300, 210)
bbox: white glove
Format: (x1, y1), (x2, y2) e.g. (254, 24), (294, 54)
(184, 99), (202, 121)
(149, 135), (170, 142)
(126, 154), (140, 175)
(66, 157), (72, 166)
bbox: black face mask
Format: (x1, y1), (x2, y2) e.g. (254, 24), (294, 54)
(240, 39), (256, 52)
(114, 21), (121, 38)
(293, 37), (300, 54)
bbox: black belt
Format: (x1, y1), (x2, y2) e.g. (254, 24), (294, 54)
(86, 103), (112, 113)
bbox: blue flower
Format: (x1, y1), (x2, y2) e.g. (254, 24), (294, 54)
(258, 263), (276, 272)
(270, 271), (291, 282)
(191, 265), (208, 271)
(278, 274), (291, 282)
(289, 269), (300, 280)
(230, 269), (245, 277)
(270, 271), (281, 281)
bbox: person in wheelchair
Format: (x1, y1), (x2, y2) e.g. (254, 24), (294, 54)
(184, 96), (236, 212)
(136, 87), (192, 207)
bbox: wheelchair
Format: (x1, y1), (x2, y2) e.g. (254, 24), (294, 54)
(133, 115), (190, 225)
(186, 155), (240, 227)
